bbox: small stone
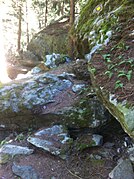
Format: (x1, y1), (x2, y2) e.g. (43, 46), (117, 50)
(92, 134), (103, 146)
(72, 84), (85, 93)
(109, 159), (134, 179)
(12, 163), (39, 179)
(128, 147), (134, 163)
(0, 144), (34, 156)
(31, 67), (42, 74)
(27, 125), (72, 158)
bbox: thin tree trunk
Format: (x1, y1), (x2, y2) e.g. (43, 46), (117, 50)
(17, 5), (22, 51)
(61, 1), (64, 16)
(68, 0), (75, 59)
(45, 0), (48, 27)
(70, 0), (75, 26)
(26, 1), (29, 44)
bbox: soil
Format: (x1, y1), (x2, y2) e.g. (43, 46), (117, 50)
(91, 17), (134, 105)
(0, 119), (131, 179)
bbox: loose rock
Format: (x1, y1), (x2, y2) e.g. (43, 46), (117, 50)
(12, 163), (39, 179)
(27, 125), (72, 158)
(0, 144), (34, 156)
(109, 159), (134, 179)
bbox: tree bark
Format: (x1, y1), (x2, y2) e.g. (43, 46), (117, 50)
(17, 5), (22, 51)
(68, 0), (75, 59)
(26, 1), (29, 44)
(45, 0), (48, 27)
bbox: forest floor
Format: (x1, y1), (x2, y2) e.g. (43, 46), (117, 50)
(0, 119), (130, 179)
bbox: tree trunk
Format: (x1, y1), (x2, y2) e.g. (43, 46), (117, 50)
(17, 5), (22, 51)
(45, 0), (48, 27)
(68, 0), (75, 59)
(61, 1), (64, 16)
(26, 1), (29, 44)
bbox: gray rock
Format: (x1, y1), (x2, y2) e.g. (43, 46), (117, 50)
(28, 137), (61, 155)
(45, 53), (66, 68)
(35, 125), (63, 136)
(109, 159), (134, 179)
(92, 134), (103, 146)
(27, 20), (69, 60)
(12, 163), (39, 179)
(27, 125), (72, 158)
(128, 147), (134, 163)
(72, 84), (85, 93)
(58, 72), (76, 80)
(0, 144), (34, 156)
(31, 67), (42, 74)
(0, 65), (110, 132)
(45, 54), (56, 68)
(0, 72), (72, 112)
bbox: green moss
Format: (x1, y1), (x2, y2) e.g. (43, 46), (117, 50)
(0, 153), (10, 164)
(75, 0), (134, 56)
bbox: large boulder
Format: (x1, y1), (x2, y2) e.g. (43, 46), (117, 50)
(0, 65), (111, 132)
(75, 0), (134, 138)
(27, 20), (69, 60)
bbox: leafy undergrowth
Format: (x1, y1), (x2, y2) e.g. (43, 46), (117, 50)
(91, 17), (134, 105)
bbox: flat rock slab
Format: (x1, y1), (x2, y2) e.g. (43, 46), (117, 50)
(0, 144), (34, 156)
(27, 125), (72, 158)
(12, 163), (39, 179)
(109, 159), (134, 179)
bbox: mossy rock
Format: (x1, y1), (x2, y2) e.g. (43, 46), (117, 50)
(88, 63), (134, 139)
(75, 0), (134, 57)
(27, 21), (69, 60)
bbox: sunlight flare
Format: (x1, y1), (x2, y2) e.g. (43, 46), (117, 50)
(0, 11), (11, 83)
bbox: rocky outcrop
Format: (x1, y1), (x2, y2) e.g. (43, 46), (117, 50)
(75, 0), (134, 138)
(0, 65), (111, 132)
(88, 64), (134, 138)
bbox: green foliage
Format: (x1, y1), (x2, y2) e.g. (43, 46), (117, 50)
(0, 139), (8, 147)
(15, 133), (25, 142)
(105, 70), (113, 79)
(116, 41), (129, 50)
(117, 70), (132, 81)
(102, 54), (111, 62)
(115, 80), (123, 89)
